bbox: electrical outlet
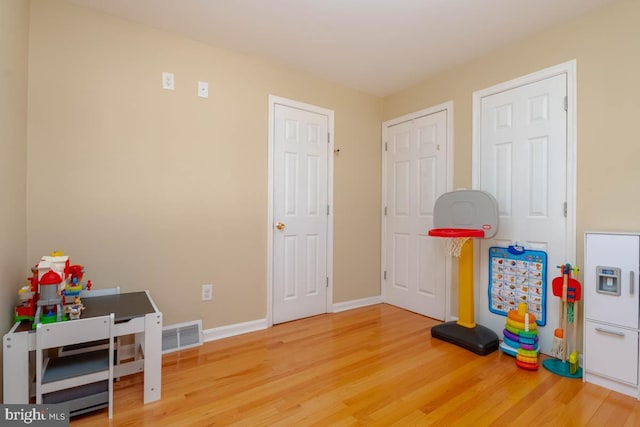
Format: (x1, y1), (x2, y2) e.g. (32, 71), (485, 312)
(162, 72), (175, 90)
(201, 284), (213, 301)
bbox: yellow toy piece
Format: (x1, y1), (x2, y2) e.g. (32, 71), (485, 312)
(517, 348), (538, 358)
(506, 317), (537, 331)
(516, 354), (538, 364)
(569, 351), (579, 374)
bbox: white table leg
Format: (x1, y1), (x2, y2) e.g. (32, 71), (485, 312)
(143, 311), (162, 403)
(3, 326), (30, 404)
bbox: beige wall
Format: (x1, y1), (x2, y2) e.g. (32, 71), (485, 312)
(383, 0), (640, 270)
(0, 0), (29, 401)
(21, 0), (638, 338)
(27, 0), (382, 328)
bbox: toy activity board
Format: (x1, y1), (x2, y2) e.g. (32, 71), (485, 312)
(488, 245), (547, 326)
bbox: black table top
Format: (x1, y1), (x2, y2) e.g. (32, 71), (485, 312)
(82, 291), (156, 321)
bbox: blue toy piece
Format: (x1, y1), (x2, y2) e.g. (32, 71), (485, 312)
(499, 341), (517, 357)
(542, 358), (583, 378)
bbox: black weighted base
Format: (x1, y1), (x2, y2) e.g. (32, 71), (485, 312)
(431, 321), (499, 356)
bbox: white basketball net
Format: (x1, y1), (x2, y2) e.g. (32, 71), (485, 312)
(444, 237), (470, 258)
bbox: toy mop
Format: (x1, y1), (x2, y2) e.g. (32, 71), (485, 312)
(542, 264), (582, 378)
(499, 303), (539, 370)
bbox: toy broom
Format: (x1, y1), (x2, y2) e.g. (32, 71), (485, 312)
(543, 264), (583, 378)
(550, 265), (567, 359)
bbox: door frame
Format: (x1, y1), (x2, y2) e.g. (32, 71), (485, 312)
(381, 101), (454, 319)
(267, 95), (335, 326)
(471, 59), (577, 306)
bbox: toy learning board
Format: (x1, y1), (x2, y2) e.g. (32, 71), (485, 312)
(488, 246), (547, 326)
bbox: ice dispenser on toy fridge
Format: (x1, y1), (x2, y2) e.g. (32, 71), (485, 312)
(595, 266), (622, 296)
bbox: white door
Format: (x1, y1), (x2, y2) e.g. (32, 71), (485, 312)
(475, 73), (568, 354)
(272, 103), (329, 324)
(383, 108), (449, 319)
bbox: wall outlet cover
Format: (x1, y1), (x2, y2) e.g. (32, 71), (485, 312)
(198, 81), (209, 98)
(201, 284), (213, 301)
(162, 72), (175, 90)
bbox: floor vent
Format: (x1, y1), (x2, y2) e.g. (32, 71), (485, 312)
(162, 320), (203, 354)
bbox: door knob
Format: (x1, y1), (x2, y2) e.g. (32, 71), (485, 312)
(276, 222), (286, 230)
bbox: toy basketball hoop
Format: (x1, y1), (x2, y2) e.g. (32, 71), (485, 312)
(428, 190), (500, 356)
(428, 228), (485, 258)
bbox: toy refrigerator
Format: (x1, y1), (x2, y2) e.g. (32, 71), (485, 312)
(583, 232), (640, 398)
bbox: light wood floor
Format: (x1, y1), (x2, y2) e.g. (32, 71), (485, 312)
(72, 304), (639, 426)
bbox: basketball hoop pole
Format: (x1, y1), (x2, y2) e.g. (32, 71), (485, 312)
(457, 239), (476, 329)
(428, 227), (482, 329)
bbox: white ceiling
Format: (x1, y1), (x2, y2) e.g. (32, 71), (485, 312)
(66, 0), (618, 97)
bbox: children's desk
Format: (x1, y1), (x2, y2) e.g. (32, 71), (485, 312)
(3, 290), (162, 404)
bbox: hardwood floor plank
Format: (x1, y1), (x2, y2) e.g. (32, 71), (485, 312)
(69, 304), (639, 426)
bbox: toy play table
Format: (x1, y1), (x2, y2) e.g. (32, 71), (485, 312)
(3, 290), (162, 404)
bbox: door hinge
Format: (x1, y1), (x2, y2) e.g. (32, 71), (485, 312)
(384, 271), (387, 280)
(563, 201), (567, 218)
(384, 142), (388, 152)
(564, 96), (568, 112)
(327, 133), (330, 144)
(327, 205), (330, 216)
(384, 206), (387, 216)
(326, 277), (329, 287)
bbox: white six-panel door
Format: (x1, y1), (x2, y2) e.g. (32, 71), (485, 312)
(272, 103), (330, 324)
(475, 73), (569, 354)
(383, 109), (449, 319)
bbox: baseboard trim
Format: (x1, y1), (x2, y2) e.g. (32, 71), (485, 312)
(332, 296), (382, 313)
(202, 318), (269, 343)
(201, 297), (383, 342)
